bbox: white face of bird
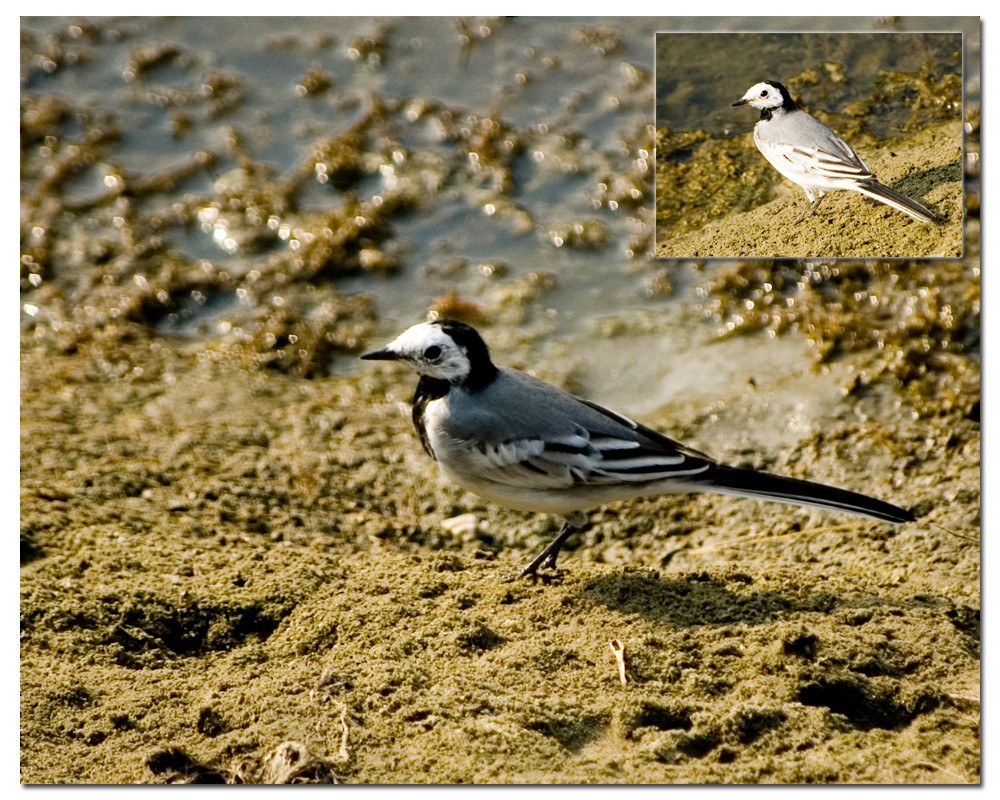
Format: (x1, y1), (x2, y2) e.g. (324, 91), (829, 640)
(734, 81), (789, 111)
(362, 322), (473, 384)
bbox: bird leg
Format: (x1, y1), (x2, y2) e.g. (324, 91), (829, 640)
(794, 191), (827, 224)
(520, 512), (588, 577)
(520, 524), (576, 576)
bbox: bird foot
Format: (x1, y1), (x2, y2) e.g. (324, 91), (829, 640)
(515, 565), (565, 584)
(519, 523), (578, 579)
(519, 552), (564, 580)
(793, 204), (816, 224)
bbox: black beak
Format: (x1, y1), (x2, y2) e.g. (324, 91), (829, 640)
(360, 348), (399, 361)
(732, 97), (748, 107)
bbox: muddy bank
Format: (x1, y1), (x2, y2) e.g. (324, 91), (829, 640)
(655, 121), (964, 259)
(21, 259), (980, 783)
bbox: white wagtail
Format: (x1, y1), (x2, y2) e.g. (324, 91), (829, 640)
(733, 80), (936, 223)
(362, 320), (914, 576)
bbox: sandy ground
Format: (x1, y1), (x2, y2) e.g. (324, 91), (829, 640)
(655, 122), (963, 259)
(20, 283), (980, 783)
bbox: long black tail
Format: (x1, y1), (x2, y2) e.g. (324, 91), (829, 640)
(857, 180), (937, 223)
(703, 465), (914, 524)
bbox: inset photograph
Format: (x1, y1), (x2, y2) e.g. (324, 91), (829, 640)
(654, 31), (964, 258)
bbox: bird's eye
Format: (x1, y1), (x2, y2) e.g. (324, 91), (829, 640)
(423, 345), (442, 361)
(760, 90), (768, 97)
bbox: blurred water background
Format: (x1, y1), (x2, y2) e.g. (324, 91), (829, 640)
(20, 16), (980, 425)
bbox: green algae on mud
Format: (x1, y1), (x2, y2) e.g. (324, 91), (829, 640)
(693, 260), (980, 418)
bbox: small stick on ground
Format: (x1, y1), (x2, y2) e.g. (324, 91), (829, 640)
(609, 639), (629, 686)
(931, 520), (979, 543)
(336, 704), (350, 764)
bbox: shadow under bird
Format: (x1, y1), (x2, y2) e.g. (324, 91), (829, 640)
(362, 320), (914, 577)
(733, 80), (937, 223)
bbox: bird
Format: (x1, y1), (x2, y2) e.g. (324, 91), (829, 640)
(361, 320), (915, 577)
(733, 80), (936, 223)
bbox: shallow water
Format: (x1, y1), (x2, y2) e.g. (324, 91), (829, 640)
(20, 16), (979, 406)
(656, 29), (971, 136)
(22, 16), (663, 336)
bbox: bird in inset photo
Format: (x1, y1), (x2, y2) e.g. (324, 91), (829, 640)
(362, 320), (914, 577)
(733, 80), (937, 223)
